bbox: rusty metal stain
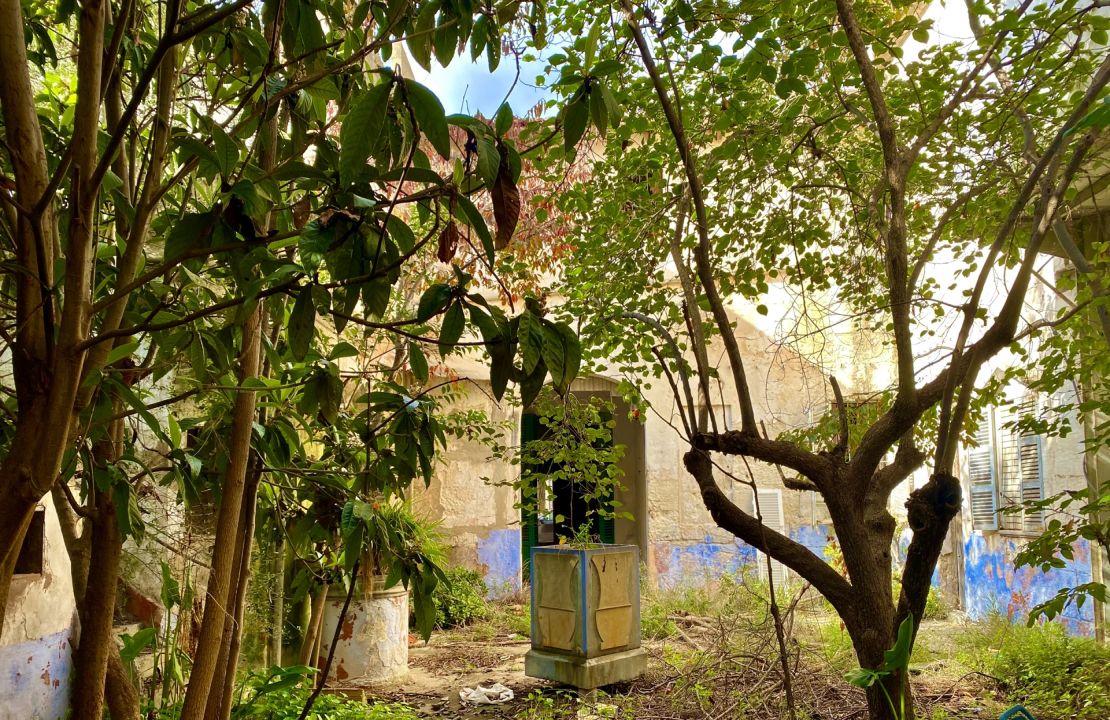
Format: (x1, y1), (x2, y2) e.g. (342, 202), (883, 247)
(340, 614), (355, 641)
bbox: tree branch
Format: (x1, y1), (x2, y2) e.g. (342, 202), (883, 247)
(684, 448), (855, 619)
(622, 0), (758, 433)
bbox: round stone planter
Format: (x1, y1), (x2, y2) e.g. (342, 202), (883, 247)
(319, 576), (408, 685)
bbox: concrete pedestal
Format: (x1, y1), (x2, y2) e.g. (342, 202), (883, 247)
(525, 545), (645, 688)
(525, 647), (647, 689)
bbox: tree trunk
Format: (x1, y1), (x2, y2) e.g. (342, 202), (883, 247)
(70, 483), (123, 718)
(178, 304), (263, 720)
(298, 588), (329, 667)
(211, 468), (261, 720)
(105, 642), (141, 720)
(51, 472), (139, 719)
(270, 529), (285, 667)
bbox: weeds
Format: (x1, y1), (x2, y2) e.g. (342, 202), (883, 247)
(960, 613), (1110, 720)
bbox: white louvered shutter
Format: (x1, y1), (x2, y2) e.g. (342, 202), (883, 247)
(967, 418), (998, 530)
(756, 488), (788, 587)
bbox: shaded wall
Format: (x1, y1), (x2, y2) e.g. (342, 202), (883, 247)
(1, 496), (78, 720)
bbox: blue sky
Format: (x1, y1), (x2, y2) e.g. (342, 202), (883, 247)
(410, 52), (553, 117)
(405, 1), (973, 117)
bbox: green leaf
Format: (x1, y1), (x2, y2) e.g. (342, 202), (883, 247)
(404, 80), (451, 160)
(881, 615), (915, 673)
(563, 97), (589, 152)
(289, 290), (316, 361)
(362, 278), (392, 318)
(113, 481), (146, 543)
(476, 136), (500, 188)
(471, 14), (489, 60)
(519, 359), (547, 409)
(409, 341), (429, 383)
(453, 194), (496, 264)
(329, 341), (359, 360)
(433, 12), (458, 68)
(407, 1), (439, 71)
(584, 19), (602, 67)
(439, 302), (465, 356)
(489, 338), (511, 401)
(541, 320), (581, 393)
(165, 211), (216, 262)
(598, 82), (622, 127)
(211, 125), (239, 178)
(104, 341), (140, 368)
(1067, 97), (1110, 136)
(589, 87), (608, 136)
(844, 667), (882, 688)
(591, 59), (622, 77)
(518, 310), (544, 374)
(340, 81), (393, 185)
(119, 627), (157, 664)
(417, 283), (452, 322)
(495, 102), (514, 136)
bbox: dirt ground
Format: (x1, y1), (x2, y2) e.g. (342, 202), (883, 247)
(327, 609), (1012, 720)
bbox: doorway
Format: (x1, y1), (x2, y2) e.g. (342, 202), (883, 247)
(519, 382), (645, 582)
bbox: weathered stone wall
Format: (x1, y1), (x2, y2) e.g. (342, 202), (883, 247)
(0, 495), (78, 720)
(410, 386), (524, 597)
(416, 309), (847, 595)
(950, 385), (1095, 635)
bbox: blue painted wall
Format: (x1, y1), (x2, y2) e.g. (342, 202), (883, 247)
(790, 524), (831, 559)
(962, 531), (1094, 636)
(0, 627), (73, 720)
(650, 525), (831, 589)
(477, 528), (522, 597)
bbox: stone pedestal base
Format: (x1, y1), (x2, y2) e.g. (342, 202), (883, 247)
(524, 647), (647, 689)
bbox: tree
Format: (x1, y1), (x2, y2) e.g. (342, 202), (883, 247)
(0, 0), (579, 715)
(527, 0), (1110, 717)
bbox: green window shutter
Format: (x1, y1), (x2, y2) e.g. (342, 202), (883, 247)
(598, 513), (614, 544)
(967, 418), (998, 531)
(521, 413), (539, 583)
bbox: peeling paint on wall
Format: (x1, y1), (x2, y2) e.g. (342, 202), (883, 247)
(652, 525), (833, 589)
(0, 627), (73, 720)
(652, 535), (758, 588)
(963, 531), (1094, 636)
(790, 525), (830, 559)
(477, 528), (522, 597)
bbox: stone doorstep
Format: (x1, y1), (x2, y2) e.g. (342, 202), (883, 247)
(523, 648), (647, 690)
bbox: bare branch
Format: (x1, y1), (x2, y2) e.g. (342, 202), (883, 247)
(622, 0), (758, 433)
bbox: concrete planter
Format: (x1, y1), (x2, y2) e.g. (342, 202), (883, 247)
(319, 576), (408, 685)
(524, 544), (646, 688)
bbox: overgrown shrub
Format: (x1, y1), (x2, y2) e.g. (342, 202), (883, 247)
(431, 567), (490, 628)
(962, 614), (1110, 719)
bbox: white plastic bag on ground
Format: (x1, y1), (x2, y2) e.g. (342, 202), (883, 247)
(458, 683), (514, 704)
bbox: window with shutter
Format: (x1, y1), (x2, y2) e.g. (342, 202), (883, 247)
(967, 418), (998, 531)
(756, 488), (789, 587)
(998, 396), (1044, 533)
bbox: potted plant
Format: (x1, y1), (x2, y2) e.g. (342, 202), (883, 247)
(317, 501), (446, 685)
(518, 391), (646, 688)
